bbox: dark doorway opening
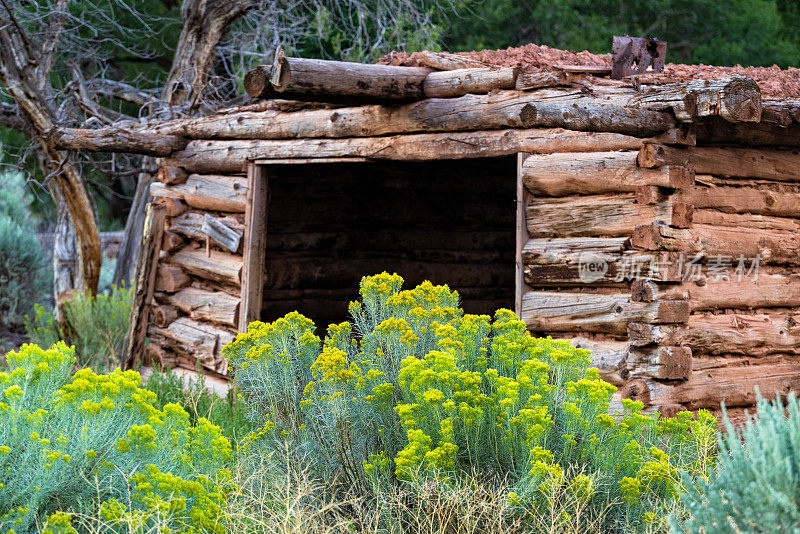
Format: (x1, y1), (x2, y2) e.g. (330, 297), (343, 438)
(261, 157), (517, 330)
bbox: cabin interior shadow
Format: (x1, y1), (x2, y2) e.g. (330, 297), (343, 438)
(260, 157), (517, 330)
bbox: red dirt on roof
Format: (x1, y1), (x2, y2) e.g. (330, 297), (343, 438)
(379, 44), (800, 99)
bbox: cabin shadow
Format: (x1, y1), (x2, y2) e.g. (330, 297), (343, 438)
(260, 157), (517, 331)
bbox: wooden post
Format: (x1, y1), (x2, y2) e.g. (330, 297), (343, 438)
(515, 153), (529, 317)
(239, 163), (269, 332)
(122, 202), (166, 369)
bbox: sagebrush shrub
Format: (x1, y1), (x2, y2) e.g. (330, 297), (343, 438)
(226, 273), (716, 531)
(0, 213), (47, 328)
(25, 284), (133, 371)
(0, 342), (231, 533)
(674, 393), (800, 533)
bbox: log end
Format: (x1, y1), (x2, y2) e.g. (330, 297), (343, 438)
(630, 223), (663, 250)
(723, 76), (763, 123)
(243, 65), (275, 99)
(655, 300), (690, 324)
(620, 379), (651, 406)
(670, 202), (694, 228)
(657, 346), (692, 380)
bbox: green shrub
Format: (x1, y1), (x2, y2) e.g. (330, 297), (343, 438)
(145, 366), (253, 445)
(0, 342), (231, 533)
(0, 172), (34, 225)
(226, 273), (717, 532)
(25, 284), (133, 371)
(0, 213), (47, 328)
(674, 393), (800, 533)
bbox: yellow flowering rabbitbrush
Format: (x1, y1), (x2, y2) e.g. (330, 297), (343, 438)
(0, 342), (231, 533)
(228, 272), (716, 529)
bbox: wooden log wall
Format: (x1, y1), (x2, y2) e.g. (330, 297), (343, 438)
(137, 166), (247, 377)
(520, 135), (800, 417)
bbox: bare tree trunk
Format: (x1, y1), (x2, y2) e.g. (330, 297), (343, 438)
(0, 6), (102, 299)
(113, 0), (257, 287)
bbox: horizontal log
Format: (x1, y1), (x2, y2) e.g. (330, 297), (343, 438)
(246, 55), (431, 101)
(515, 71), (571, 91)
(695, 116), (800, 147)
(564, 336), (628, 385)
(630, 221), (800, 264)
(148, 317), (234, 373)
(526, 194), (681, 238)
(628, 311), (800, 356)
(150, 174), (247, 212)
(628, 75), (762, 122)
(155, 265), (191, 293)
(638, 144), (800, 182)
(159, 197), (188, 218)
(169, 211), (245, 243)
(678, 182), (800, 218)
(519, 102), (675, 137)
(521, 291), (689, 335)
(167, 286), (240, 327)
(422, 67), (516, 98)
(171, 248), (242, 286)
(163, 128), (645, 174)
(631, 270), (800, 310)
(621, 359), (800, 410)
(626, 346), (692, 380)
(156, 166), (188, 185)
(48, 125), (188, 156)
(691, 209), (800, 232)
(412, 51), (488, 71)
(522, 238), (681, 286)
(521, 151), (692, 196)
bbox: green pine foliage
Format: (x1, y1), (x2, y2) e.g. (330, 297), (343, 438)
(0, 342), (231, 533)
(0, 173), (47, 329)
(674, 393), (800, 533)
(226, 273), (717, 532)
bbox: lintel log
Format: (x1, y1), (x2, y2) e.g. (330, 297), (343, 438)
(626, 346), (692, 380)
(245, 55), (432, 101)
(422, 67), (516, 98)
(521, 291), (689, 335)
(628, 75), (762, 122)
(167, 286), (240, 328)
(171, 247), (242, 286)
(630, 221), (800, 264)
(638, 144), (800, 182)
(526, 194), (684, 238)
(631, 271), (800, 310)
(621, 360), (800, 410)
(155, 265), (191, 293)
(628, 311), (800, 356)
(164, 129), (645, 174)
(150, 174), (247, 213)
(521, 151), (693, 196)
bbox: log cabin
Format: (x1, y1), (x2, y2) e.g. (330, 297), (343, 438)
(52, 46), (800, 419)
